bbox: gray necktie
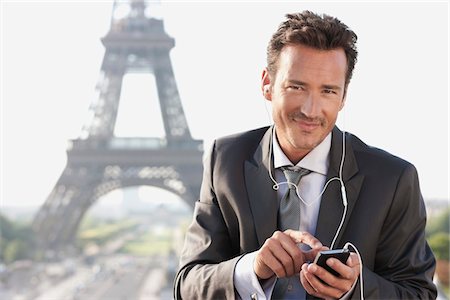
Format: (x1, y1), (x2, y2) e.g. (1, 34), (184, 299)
(273, 166), (311, 299)
(278, 166), (311, 231)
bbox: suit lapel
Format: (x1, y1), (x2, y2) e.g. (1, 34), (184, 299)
(245, 126), (279, 246)
(315, 127), (364, 248)
(244, 126), (365, 248)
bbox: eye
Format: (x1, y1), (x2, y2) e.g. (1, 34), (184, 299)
(323, 88), (337, 95)
(287, 85), (304, 91)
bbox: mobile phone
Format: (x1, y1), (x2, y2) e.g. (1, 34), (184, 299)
(313, 248), (350, 277)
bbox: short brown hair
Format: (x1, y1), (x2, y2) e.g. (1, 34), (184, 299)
(267, 11), (358, 86)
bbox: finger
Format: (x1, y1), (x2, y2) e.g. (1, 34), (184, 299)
(304, 263), (345, 299)
(263, 235), (294, 277)
(303, 245), (329, 263)
(326, 253), (360, 282)
(318, 261), (352, 291)
(273, 231), (307, 275)
(263, 231), (306, 277)
(301, 263), (338, 300)
(285, 230), (323, 249)
(273, 231), (306, 274)
(300, 264), (319, 296)
(346, 252), (361, 268)
(255, 247), (282, 279)
(254, 233), (290, 279)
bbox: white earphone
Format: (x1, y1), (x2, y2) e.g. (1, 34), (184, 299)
(268, 126), (347, 212)
(267, 126), (364, 299)
(267, 126), (347, 249)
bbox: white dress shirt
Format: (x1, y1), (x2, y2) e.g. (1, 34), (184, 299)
(233, 130), (331, 300)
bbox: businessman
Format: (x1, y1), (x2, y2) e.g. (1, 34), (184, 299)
(174, 11), (436, 299)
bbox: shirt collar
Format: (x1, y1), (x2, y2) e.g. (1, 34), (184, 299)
(272, 129), (331, 176)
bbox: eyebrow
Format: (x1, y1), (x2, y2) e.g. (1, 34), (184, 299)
(287, 79), (308, 86)
(287, 79), (342, 91)
(322, 84), (342, 91)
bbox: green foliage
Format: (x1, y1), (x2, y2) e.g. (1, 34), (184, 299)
(77, 218), (139, 246)
(121, 239), (171, 256)
(426, 207), (450, 237)
(3, 239), (29, 263)
(119, 230), (172, 256)
(428, 232), (450, 261)
(0, 214), (34, 263)
(0, 214), (16, 240)
(78, 215), (103, 231)
(426, 208), (450, 261)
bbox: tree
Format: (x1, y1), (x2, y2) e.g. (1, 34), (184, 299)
(428, 232), (450, 261)
(0, 214), (34, 263)
(426, 207), (450, 237)
(3, 239), (29, 263)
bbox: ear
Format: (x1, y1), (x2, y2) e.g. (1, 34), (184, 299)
(340, 87), (347, 110)
(261, 68), (272, 101)
(340, 96), (346, 110)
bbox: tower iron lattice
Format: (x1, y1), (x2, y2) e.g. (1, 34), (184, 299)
(32, 0), (203, 255)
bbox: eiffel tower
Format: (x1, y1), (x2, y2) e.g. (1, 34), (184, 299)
(32, 0), (203, 255)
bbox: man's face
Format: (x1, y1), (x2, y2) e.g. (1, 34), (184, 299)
(262, 44), (347, 164)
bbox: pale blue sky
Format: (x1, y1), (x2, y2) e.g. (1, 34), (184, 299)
(1, 1), (449, 207)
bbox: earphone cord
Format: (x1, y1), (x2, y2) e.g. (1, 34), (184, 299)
(268, 126), (363, 297)
(268, 127), (348, 249)
(344, 242), (365, 300)
(268, 127), (346, 209)
(330, 128), (347, 249)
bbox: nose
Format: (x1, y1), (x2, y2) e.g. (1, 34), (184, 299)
(300, 92), (320, 118)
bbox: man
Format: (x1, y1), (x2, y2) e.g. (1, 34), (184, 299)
(174, 11), (436, 299)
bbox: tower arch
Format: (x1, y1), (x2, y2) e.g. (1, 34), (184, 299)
(32, 0), (203, 256)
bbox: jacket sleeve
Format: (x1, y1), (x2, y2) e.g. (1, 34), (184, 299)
(173, 140), (240, 300)
(357, 164), (437, 299)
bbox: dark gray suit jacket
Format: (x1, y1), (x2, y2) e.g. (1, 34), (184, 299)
(174, 126), (436, 299)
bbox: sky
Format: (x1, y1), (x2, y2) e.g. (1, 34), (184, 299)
(1, 1), (449, 209)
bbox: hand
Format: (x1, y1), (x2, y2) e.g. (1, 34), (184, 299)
(300, 252), (360, 299)
(253, 230), (325, 280)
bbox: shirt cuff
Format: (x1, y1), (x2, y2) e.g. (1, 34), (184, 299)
(233, 251), (276, 300)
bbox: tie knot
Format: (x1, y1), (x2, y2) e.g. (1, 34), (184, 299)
(281, 166), (311, 186)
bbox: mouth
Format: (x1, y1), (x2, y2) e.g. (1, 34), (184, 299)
(293, 118), (322, 131)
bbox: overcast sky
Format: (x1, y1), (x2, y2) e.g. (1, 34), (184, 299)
(1, 1), (449, 208)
